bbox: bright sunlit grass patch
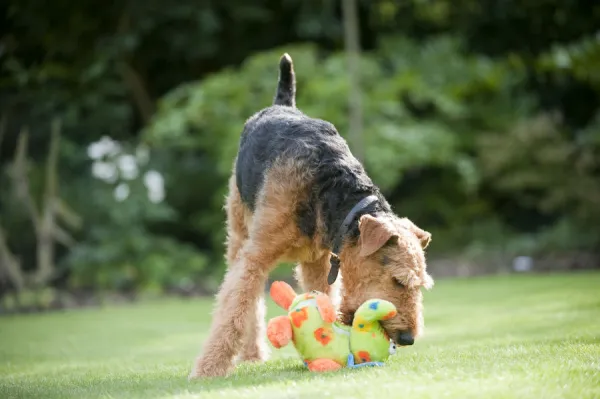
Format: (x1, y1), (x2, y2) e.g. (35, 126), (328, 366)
(1, 271), (599, 398)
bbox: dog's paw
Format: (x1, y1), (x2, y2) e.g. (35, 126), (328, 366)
(188, 359), (232, 380)
(236, 348), (270, 365)
(238, 350), (269, 364)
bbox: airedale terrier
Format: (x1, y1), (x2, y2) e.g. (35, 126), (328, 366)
(189, 53), (434, 379)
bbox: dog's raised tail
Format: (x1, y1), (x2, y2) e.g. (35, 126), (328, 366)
(273, 53), (296, 107)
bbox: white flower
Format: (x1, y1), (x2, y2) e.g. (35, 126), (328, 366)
(114, 183), (130, 202)
(143, 170), (165, 203)
(118, 154), (138, 180)
(91, 161), (117, 183)
(87, 136), (122, 160)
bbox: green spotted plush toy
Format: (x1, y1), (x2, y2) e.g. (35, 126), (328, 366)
(266, 281), (398, 372)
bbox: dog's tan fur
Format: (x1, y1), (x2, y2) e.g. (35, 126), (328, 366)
(189, 153), (434, 378)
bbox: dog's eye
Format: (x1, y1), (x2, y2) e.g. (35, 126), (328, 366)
(382, 255), (390, 266)
(394, 278), (405, 288)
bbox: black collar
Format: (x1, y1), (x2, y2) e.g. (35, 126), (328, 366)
(327, 195), (379, 285)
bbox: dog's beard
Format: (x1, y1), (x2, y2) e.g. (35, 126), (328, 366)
(338, 308), (355, 326)
(381, 321), (398, 344)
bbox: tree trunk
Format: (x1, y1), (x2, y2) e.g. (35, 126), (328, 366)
(117, 12), (155, 126)
(0, 114), (25, 295)
(0, 221), (24, 293)
(35, 118), (61, 286)
(342, 0), (365, 163)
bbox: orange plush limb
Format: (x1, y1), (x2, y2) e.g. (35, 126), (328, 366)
(270, 281), (297, 310)
(266, 315), (293, 348)
(381, 309), (397, 320)
(306, 359), (343, 372)
(315, 294), (336, 323)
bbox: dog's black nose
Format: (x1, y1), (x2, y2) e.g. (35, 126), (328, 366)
(396, 331), (414, 346)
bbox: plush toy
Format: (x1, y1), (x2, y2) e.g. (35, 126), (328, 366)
(266, 281), (398, 372)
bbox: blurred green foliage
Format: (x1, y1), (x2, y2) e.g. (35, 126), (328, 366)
(1, 0), (599, 298)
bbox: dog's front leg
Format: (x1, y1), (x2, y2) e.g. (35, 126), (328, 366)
(237, 293), (269, 363)
(189, 249), (270, 379)
(190, 163), (306, 379)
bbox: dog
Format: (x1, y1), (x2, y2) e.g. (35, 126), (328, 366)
(189, 53), (434, 379)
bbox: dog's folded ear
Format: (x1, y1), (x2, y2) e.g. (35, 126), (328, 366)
(358, 215), (398, 257)
(399, 218), (431, 249)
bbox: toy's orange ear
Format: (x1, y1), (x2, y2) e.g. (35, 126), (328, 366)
(270, 281), (296, 310)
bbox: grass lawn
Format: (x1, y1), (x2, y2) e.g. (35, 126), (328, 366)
(1, 272), (599, 399)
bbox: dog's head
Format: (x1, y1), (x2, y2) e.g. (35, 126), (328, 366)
(339, 214), (433, 346)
